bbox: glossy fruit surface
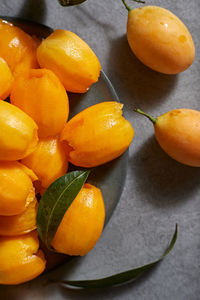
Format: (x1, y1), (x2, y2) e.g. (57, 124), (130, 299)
(52, 184), (105, 256)
(11, 69), (69, 138)
(127, 6), (195, 74)
(0, 231), (46, 285)
(0, 100), (38, 161)
(0, 161), (35, 216)
(22, 137), (68, 189)
(37, 29), (101, 93)
(0, 19), (38, 77)
(19, 163), (38, 182)
(0, 198), (38, 236)
(60, 101), (134, 167)
(0, 57), (13, 100)
(155, 109), (200, 166)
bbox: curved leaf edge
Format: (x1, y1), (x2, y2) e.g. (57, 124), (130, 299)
(55, 224), (178, 288)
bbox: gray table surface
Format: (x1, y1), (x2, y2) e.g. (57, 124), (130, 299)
(0, 0), (200, 299)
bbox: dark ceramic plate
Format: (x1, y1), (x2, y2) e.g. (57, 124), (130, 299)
(0, 17), (128, 292)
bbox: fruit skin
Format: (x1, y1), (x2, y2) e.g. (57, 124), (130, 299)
(127, 6), (195, 74)
(0, 197), (38, 236)
(0, 57), (13, 100)
(0, 231), (46, 285)
(0, 19), (38, 77)
(21, 137), (68, 189)
(37, 29), (101, 93)
(0, 161), (36, 216)
(154, 109), (200, 166)
(0, 100), (38, 161)
(60, 101), (134, 167)
(52, 184), (105, 256)
(19, 163), (38, 182)
(11, 69), (69, 138)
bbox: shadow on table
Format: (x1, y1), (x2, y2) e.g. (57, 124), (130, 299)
(17, 0), (46, 24)
(130, 135), (200, 208)
(71, 5), (115, 32)
(107, 35), (178, 110)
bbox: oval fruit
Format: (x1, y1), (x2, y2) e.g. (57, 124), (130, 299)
(52, 184), (105, 256)
(37, 29), (101, 93)
(22, 137), (68, 189)
(60, 101), (134, 167)
(0, 231), (46, 285)
(11, 68), (69, 138)
(0, 161), (35, 216)
(0, 100), (38, 161)
(136, 108), (200, 166)
(0, 19), (38, 77)
(0, 57), (13, 100)
(0, 198), (38, 236)
(126, 5), (195, 74)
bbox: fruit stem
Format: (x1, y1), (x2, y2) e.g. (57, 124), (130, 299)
(122, 0), (145, 12)
(135, 109), (157, 124)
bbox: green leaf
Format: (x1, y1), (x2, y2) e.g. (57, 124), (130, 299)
(37, 170), (90, 250)
(56, 224), (178, 288)
(58, 0), (87, 6)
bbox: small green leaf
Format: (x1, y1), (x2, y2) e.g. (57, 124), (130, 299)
(37, 170), (90, 250)
(56, 224), (178, 288)
(58, 0), (87, 6)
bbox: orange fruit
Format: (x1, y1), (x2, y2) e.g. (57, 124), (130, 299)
(0, 198), (38, 236)
(0, 19), (38, 77)
(37, 29), (101, 93)
(0, 161), (36, 216)
(0, 100), (38, 161)
(0, 57), (13, 100)
(126, 6), (195, 74)
(60, 101), (134, 167)
(154, 109), (200, 166)
(22, 137), (68, 189)
(0, 231), (46, 285)
(52, 184), (105, 256)
(11, 68), (69, 138)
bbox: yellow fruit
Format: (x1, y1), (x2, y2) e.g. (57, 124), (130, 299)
(0, 161), (35, 216)
(11, 69), (69, 138)
(37, 29), (101, 93)
(125, 4), (195, 74)
(60, 101), (134, 167)
(0, 231), (46, 285)
(0, 198), (38, 236)
(0, 100), (38, 161)
(0, 19), (38, 77)
(52, 184), (105, 256)
(0, 57), (13, 100)
(136, 108), (200, 166)
(22, 137), (68, 189)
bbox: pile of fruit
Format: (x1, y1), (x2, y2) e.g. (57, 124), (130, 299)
(0, 19), (134, 285)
